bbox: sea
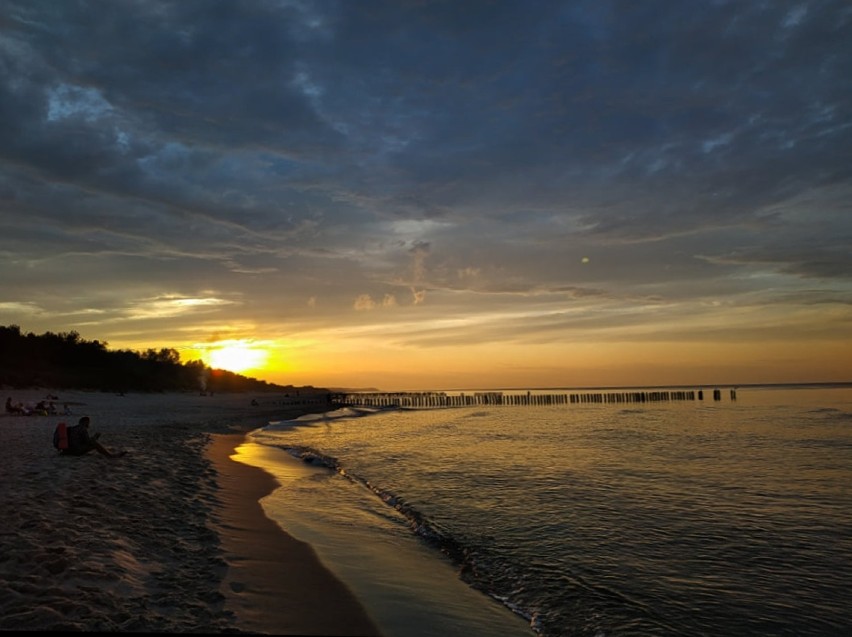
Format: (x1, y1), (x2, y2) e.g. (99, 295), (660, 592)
(236, 385), (852, 637)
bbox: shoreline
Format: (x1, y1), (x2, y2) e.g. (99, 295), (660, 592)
(208, 432), (381, 636)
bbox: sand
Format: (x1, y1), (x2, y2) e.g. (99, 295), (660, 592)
(0, 388), (380, 635)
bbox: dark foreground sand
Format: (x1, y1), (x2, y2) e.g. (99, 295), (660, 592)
(0, 389), (380, 635)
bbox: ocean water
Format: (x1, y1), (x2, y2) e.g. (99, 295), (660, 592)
(240, 386), (852, 637)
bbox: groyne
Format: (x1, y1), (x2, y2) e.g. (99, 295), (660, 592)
(332, 388), (737, 409)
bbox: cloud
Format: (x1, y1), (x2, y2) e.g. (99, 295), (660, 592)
(354, 294), (376, 311)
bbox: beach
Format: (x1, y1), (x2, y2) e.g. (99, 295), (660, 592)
(0, 388), (379, 634)
(6, 386), (850, 636)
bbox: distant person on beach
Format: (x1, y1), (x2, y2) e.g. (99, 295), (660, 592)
(60, 416), (126, 458)
(35, 400), (54, 415)
(5, 397), (24, 415)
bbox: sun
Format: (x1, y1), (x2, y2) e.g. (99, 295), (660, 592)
(208, 342), (268, 374)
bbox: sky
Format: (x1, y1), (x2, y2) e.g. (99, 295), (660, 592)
(1, 1), (851, 392)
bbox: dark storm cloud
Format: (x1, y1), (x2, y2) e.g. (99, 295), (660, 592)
(4, 2), (850, 213)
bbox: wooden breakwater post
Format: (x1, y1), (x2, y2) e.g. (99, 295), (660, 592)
(331, 388), (738, 409)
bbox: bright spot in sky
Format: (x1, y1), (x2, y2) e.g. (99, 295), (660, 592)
(581, 256), (590, 264)
(207, 341), (268, 373)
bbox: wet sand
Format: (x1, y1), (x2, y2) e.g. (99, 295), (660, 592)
(210, 433), (380, 635)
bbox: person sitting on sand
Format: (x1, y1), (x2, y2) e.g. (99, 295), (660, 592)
(38, 400), (56, 414)
(5, 397), (24, 415)
(60, 416), (126, 458)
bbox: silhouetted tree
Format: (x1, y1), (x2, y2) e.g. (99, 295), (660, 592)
(0, 325), (292, 393)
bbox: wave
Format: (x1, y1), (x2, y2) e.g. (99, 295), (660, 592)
(271, 441), (538, 632)
(805, 407), (852, 421)
(281, 445), (469, 557)
(267, 405), (397, 427)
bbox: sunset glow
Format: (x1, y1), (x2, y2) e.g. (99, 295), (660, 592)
(203, 341), (269, 374)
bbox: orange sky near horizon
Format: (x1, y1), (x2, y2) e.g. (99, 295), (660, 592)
(176, 330), (852, 392)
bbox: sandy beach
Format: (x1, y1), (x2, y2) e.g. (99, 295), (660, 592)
(0, 388), (380, 635)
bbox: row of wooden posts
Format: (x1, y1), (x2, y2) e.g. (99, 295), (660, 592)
(332, 388), (737, 409)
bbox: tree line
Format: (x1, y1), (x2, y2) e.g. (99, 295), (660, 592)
(0, 325), (288, 393)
